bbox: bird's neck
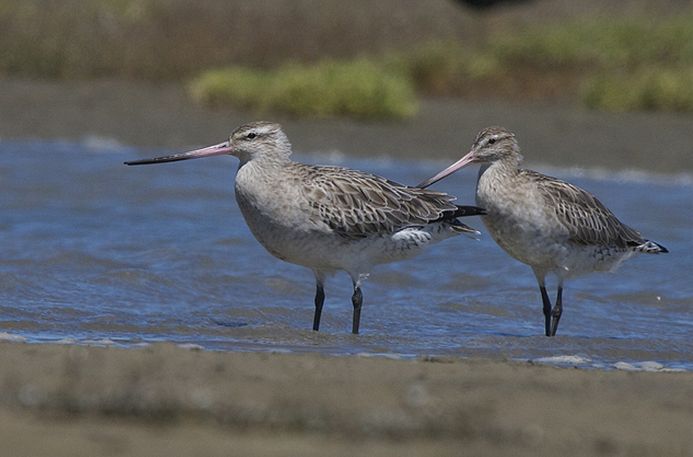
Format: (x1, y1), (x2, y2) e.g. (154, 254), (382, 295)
(478, 155), (521, 182)
(237, 151), (292, 170)
(476, 157), (523, 210)
(235, 153), (294, 195)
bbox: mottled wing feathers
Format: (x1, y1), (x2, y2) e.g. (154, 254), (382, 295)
(296, 164), (465, 239)
(524, 170), (644, 248)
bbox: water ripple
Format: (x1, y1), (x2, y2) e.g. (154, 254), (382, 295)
(1, 139), (691, 370)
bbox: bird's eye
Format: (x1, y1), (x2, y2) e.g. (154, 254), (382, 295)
(487, 138), (496, 145)
(246, 132), (257, 140)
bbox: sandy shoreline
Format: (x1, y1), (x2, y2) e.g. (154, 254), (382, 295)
(0, 341), (691, 456)
(3, 78), (693, 173)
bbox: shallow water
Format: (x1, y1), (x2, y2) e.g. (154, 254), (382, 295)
(1, 138), (691, 370)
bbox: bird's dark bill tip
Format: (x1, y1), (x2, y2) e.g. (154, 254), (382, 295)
(124, 155), (189, 166)
(124, 142), (234, 166)
(124, 158), (160, 166)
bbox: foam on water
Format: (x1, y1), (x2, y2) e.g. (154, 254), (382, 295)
(1, 139), (692, 370)
(530, 355), (592, 366)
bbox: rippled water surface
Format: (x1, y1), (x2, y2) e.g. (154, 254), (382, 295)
(1, 139), (691, 370)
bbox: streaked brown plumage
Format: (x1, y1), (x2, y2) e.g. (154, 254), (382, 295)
(521, 169), (644, 248)
(294, 163), (477, 240)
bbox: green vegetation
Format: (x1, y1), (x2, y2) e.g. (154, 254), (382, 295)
(385, 16), (693, 112)
(583, 69), (693, 112)
(490, 18), (693, 70)
(485, 17), (693, 111)
(385, 41), (500, 96)
(188, 43), (503, 118)
(189, 60), (417, 120)
(385, 16), (693, 111)
(3, 0), (693, 115)
(0, 0), (462, 80)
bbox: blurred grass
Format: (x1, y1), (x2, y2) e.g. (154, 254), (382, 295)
(486, 16), (693, 111)
(582, 69), (693, 112)
(189, 60), (417, 119)
(389, 15), (693, 111)
(3, 0), (693, 115)
(384, 42), (500, 96)
(0, 0), (467, 80)
(490, 17), (693, 70)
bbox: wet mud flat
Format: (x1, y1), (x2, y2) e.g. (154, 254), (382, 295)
(0, 342), (691, 457)
(2, 78), (693, 174)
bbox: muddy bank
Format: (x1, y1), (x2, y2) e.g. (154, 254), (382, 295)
(2, 79), (692, 173)
(0, 342), (691, 456)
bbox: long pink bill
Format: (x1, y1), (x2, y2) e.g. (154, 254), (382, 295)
(416, 150), (476, 189)
(124, 141), (233, 166)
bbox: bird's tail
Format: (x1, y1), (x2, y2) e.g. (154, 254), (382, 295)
(634, 240), (669, 254)
(433, 205), (484, 237)
(452, 205), (486, 218)
(446, 205), (485, 237)
(449, 219), (481, 237)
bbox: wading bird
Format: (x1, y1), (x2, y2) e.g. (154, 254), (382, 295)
(126, 122), (484, 334)
(417, 126), (668, 336)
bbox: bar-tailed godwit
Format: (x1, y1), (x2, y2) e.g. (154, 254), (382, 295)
(126, 121), (484, 334)
(418, 126), (668, 336)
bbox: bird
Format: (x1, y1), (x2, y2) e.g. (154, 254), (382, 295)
(417, 126), (668, 337)
(125, 121), (485, 334)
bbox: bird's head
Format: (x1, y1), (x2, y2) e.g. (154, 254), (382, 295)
(124, 121), (291, 166)
(417, 126), (520, 188)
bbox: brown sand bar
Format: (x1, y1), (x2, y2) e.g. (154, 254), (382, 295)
(0, 341), (691, 456)
(2, 79), (693, 173)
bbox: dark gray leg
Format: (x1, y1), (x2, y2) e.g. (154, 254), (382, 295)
(549, 285), (563, 337)
(313, 279), (325, 332)
(533, 270), (552, 337)
(351, 284), (363, 335)
(539, 286), (552, 337)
